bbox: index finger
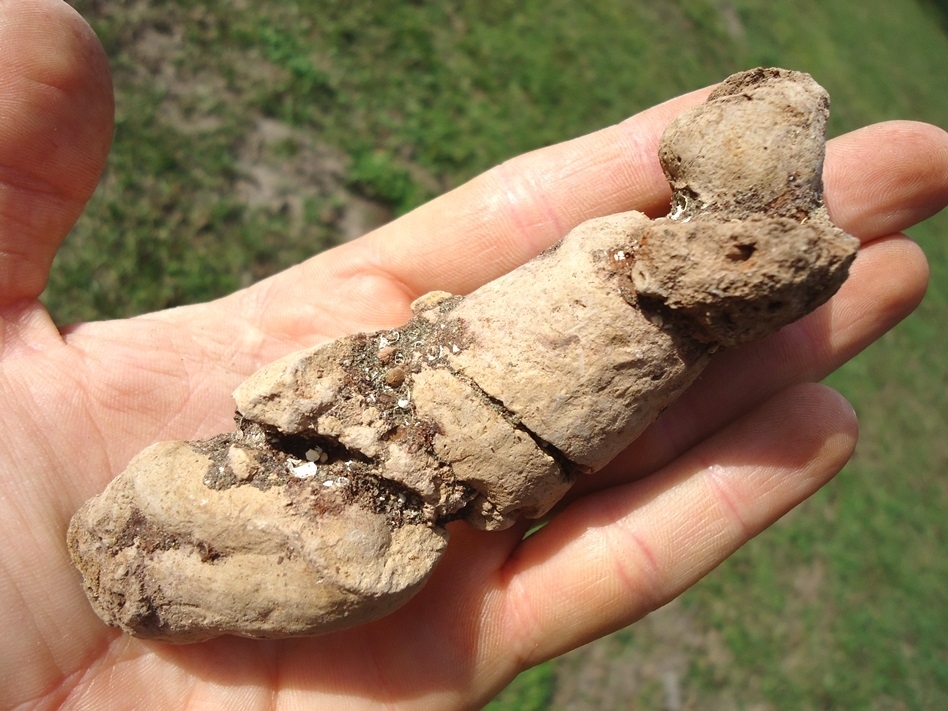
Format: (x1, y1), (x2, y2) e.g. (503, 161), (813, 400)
(326, 111), (946, 306)
(350, 88), (712, 297)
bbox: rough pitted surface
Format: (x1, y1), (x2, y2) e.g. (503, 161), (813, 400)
(659, 66), (831, 222)
(68, 68), (860, 642)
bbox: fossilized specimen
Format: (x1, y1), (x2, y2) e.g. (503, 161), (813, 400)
(68, 68), (860, 643)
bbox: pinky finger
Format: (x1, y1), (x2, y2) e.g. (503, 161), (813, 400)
(490, 382), (857, 670)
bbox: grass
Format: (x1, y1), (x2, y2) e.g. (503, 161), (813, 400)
(56, 0), (947, 708)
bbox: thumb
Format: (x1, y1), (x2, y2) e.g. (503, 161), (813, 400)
(0, 0), (113, 307)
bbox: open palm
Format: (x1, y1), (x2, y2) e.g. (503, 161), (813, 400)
(3, 2), (947, 709)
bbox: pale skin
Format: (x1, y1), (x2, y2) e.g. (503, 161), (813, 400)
(2, 2), (947, 710)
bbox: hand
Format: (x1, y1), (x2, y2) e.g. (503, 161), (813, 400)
(3, 2), (946, 709)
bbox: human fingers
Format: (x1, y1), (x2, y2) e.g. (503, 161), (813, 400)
(0, 0), (113, 309)
(479, 383), (856, 681)
(825, 121), (948, 241)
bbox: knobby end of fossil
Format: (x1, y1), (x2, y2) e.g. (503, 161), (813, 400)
(636, 67), (860, 347)
(631, 214), (859, 348)
(660, 67), (831, 223)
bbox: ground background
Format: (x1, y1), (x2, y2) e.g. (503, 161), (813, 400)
(56, 1), (947, 709)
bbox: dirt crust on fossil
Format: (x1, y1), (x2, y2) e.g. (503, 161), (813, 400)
(68, 68), (860, 642)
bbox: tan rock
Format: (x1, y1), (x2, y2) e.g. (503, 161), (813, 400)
(68, 68), (861, 642)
